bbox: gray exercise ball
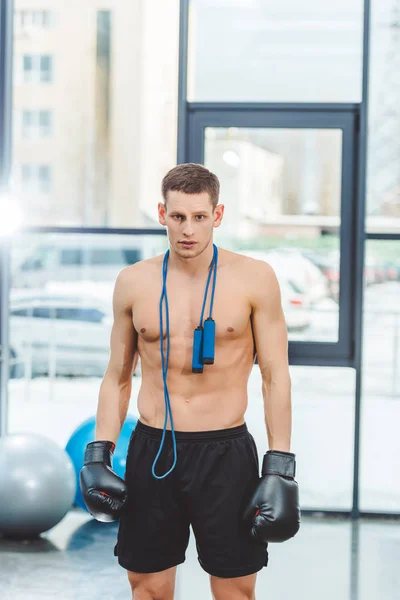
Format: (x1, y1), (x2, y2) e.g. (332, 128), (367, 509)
(0, 433), (76, 539)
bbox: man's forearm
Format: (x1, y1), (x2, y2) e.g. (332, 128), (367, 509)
(95, 372), (132, 443)
(261, 368), (292, 452)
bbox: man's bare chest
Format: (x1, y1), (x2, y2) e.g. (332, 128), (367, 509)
(132, 276), (252, 343)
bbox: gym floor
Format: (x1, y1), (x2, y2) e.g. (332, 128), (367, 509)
(0, 511), (399, 599)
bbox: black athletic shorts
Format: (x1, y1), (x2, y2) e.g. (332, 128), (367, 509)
(114, 421), (268, 578)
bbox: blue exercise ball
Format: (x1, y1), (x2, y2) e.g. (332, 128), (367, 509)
(65, 414), (138, 512)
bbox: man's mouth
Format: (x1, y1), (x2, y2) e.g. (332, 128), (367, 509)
(180, 241), (196, 247)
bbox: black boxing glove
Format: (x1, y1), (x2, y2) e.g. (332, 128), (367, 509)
(80, 441), (128, 523)
(243, 450), (300, 543)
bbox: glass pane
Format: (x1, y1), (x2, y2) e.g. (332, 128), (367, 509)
(40, 55), (52, 82)
(246, 364), (355, 510)
(22, 114), (33, 139)
(88, 248), (137, 266)
(360, 241), (400, 512)
(40, 55), (51, 70)
(23, 55), (32, 71)
(188, 0), (364, 102)
(32, 307), (51, 319)
(43, 11), (54, 28)
(21, 164), (31, 181)
(7, 228), (354, 514)
(12, 2), (180, 227)
(10, 308), (29, 317)
(7, 232), (168, 440)
(11, 232), (168, 289)
(205, 127), (342, 342)
(39, 110), (50, 126)
(60, 249), (83, 266)
(33, 11), (43, 26)
(366, 1), (400, 233)
(22, 110), (32, 126)
(38, 165), (52, 193)
(55, 307), (104, 323)
(38, 165), (50, 181)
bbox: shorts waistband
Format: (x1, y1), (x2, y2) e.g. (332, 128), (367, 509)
(135, 420), (248, 443)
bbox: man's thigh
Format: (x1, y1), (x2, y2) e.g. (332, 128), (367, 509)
(210, 573), (257, 600)
(188, 429), (268, 578)
(115, 426), (190, 573)
(127, 567), (177, 600)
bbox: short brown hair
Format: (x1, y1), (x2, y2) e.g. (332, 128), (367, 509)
(161, 163), (220, 209)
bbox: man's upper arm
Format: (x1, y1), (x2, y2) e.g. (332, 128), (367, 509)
(250, 261), (289, 377)
(107, 268), (138, 384)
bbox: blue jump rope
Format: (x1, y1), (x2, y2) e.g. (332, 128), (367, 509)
(151, 244), (219, 479)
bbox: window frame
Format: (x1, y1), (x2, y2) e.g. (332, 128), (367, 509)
(186, 104), (359, 366)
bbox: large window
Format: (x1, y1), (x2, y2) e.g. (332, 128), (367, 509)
(0, 0), (396, 523)
(178, 0), (370, 518)
(22, 110), (52, 138)
(188, 107), (357, 362)
(360, 240), (400, 512)
(14, 10), (55, 29)
(188, 0), (364, 102)
(7, 231), (167, 440)
(7, 230), (356, 513)
(22, 54), (53, 83)
(361, 1), (400, 514)
(247, 364), (356, 510)
(366, 0), (400, 233)
(205, 126), (342, 343)
(11, 2), (180, 228)
(20, 164), (52, 194)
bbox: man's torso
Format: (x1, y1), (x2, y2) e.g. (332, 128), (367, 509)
(127, 249), (259, 431)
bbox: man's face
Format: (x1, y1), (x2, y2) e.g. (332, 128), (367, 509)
(158, 191), (224, 259)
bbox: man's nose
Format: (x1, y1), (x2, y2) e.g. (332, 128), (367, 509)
(183, 220), (194, 236)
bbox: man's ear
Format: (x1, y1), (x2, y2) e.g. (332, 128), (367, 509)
(213, 204), (224, 228)
(158, 202), (167, 226)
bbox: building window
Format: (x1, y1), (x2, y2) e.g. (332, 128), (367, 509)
(22, 110), (52, 138)
(21, 164), (52, 194)
(15, 10), (55, 29)
(23, 54), (53, 83)
(21, 164), (32, 183)
(38, 165), (51, 193)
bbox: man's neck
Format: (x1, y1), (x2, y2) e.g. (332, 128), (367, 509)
(168, 242), (215, 277)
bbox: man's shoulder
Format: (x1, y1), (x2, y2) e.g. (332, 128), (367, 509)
(222, 248), (276, 281)
(114, 255), (163, 297)
(118, 254), (163, 279)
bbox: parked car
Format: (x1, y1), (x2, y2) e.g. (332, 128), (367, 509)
(263, 248), (329, 305)
(238, 250), (311, 332)
(384, 261), (400, 282)
(11, 233), (166, 289)
(9, 289), (114, 378)
(239, 248), (329, 302)
(301, 250), (340, 301)
(278, 278), (311, 332)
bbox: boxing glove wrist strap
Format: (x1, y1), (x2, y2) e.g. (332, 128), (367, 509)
(84, 441), (115, 466)
(262, 450), (296, 478)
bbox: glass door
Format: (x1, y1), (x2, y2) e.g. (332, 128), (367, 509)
(187, 108), (358, 365)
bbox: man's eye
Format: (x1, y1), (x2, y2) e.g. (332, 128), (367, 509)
(196, 215), (204, 220)
(173, 215), (183, 220)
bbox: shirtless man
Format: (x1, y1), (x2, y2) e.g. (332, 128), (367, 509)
(80, 163), (300, 600)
